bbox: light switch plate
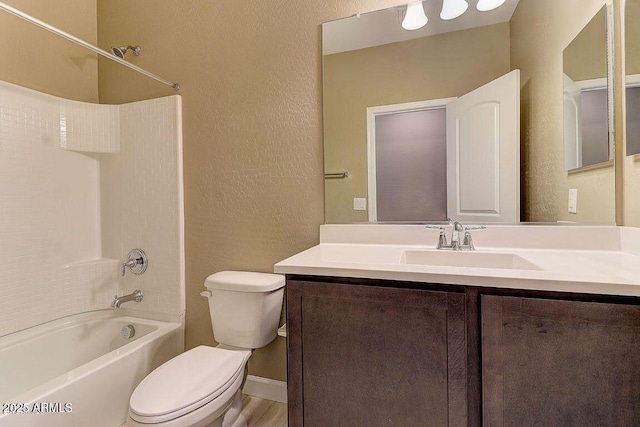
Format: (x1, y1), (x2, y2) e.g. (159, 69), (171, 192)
(568, 189), (577, 214)
(353, 198), (367, 211)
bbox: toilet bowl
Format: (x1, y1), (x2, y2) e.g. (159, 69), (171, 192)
(126, 271), (285, 427)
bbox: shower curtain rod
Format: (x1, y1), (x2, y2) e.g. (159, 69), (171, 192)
(0, 1), (180, 91)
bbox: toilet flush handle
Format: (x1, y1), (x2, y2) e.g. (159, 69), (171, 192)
(200, 290), (212, 298)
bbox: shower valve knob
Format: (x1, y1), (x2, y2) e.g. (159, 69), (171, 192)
(122, 248), (148, 276)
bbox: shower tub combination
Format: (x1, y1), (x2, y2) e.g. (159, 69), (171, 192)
(0, 310), (182, 427)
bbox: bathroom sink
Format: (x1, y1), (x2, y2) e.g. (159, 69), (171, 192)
(402, 250), (541, 270)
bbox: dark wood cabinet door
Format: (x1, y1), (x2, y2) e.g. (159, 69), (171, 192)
(287, 280), (469, 427)
(481, 294), (640, 427)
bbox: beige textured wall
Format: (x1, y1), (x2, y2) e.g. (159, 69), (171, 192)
(97, 0), (410, 381)
(324, 24), (511, 223)
(624, 156), (640, 226)
(626, 0), (640, 75)
(511, 0), (615, 223)
(0, 0), (98, 102)
(563, 7), (607, 82)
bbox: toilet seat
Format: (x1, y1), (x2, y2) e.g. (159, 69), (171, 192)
(129, 346), (246, 424)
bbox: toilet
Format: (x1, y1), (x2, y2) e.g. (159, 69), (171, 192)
(126, 271), (285, 427)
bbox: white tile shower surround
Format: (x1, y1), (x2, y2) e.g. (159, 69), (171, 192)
(101, 96), (185, 321)
(0, 80), (184, 337)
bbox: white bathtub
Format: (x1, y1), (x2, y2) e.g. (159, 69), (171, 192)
(0, 310), (183, 427)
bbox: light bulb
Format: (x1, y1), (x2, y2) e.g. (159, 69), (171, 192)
(402, 1), (428, 31)
(440, 0), (469, 20)
(476, 0), (507, 12)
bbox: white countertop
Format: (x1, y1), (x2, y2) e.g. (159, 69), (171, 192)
(274, 224), (640, 297)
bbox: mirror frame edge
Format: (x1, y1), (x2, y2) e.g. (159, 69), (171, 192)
(615, 0), (625, 226)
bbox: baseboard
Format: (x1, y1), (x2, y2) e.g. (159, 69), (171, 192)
(242, 375), (287, 404)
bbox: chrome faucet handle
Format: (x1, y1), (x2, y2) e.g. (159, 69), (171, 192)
(122, 248), (148, 276)
(462, 232), (475, 250)
(424, 225), (448, 249)
(462, 226), (486, 250)
(464, 225), (486, 231)
(424, 225), (445, 230)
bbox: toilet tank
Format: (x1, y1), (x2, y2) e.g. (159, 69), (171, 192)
(203, 271), (285, 349)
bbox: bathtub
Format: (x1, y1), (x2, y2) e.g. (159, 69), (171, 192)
(0, 310), (183, 427)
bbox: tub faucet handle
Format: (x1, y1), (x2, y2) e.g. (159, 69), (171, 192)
(122, 248), (148, 276)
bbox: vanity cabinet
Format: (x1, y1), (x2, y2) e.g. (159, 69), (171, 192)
(286, 279), (472, 427)
(286, 277), (640, 427)
(481, 295), (640, 427)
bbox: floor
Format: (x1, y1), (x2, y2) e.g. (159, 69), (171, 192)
(119, 395), (287, 427)
(241, 395), (287, 427)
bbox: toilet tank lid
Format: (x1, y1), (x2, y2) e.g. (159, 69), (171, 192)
(205, 271), (285, 292)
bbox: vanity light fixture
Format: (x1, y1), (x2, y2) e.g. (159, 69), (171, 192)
(402, 1), (428, 30)
(476, 0), (507, 12)
(402, 0), (507, 31)
(440, 0), (469, 20)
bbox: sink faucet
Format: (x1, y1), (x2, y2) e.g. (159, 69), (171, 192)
(450, 220), (464, 249)
(425, 219), (485, 251)
(111, 289), (143, 308)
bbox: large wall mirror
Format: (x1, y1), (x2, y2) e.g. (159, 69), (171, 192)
(323, 0), (616, 225)
(624, 0), (640, 226)
(626, 0), (640, 156)
(562, 6), (611, 171)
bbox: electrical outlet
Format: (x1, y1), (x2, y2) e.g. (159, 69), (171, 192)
(568, 189), (577, 214)
(353, 198), (367, 211)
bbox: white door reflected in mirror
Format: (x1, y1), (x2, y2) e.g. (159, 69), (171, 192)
(446, 70), (520, 223)
(366, 70), (520, 223)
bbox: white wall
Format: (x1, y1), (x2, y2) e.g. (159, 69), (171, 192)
(0, 80), (184, 337)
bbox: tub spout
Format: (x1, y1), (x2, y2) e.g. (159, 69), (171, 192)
(111, 290), (143, 308)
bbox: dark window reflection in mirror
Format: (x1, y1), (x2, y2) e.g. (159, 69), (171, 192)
(374, 109), (447, 222)
(562, 6), (610, 171)
(627, 87), (640, 155)
(581, 89), (609, 164)
(626, 0), (640, 156)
